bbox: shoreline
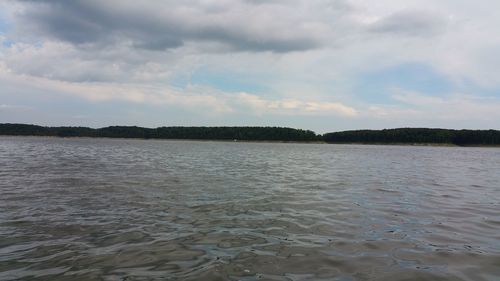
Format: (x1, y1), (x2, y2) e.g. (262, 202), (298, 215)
(0, 135), (325, 144)
(2, 135), (500, 147)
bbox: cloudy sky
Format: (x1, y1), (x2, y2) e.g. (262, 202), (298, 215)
(1, 0), (499, 132)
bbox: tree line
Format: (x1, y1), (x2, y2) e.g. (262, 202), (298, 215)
(0, 124), (320, 142)
(323, 128), (500, 146)
(1, 124), (499, 145)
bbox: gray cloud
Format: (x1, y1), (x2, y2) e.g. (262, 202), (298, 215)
(13, 0), (325, 52)
(1, 0), (359, 83)
(369, 10), (447, 37)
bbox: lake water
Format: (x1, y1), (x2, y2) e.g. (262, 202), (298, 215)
(1, 137), (499, 281)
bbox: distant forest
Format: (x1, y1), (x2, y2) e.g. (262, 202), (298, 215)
(323, 128), (500, 146)
(1, 124), (499, 146)
(0, 124), (319, 142)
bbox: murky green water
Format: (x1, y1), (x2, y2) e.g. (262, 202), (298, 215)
(1, 137), (499, 280)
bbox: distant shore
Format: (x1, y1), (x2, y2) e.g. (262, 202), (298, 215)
(1, 123), (499, 147)
(0, 135), (326, 144)
(2, 135), (500, 147)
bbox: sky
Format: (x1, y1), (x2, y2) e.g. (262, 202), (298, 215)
(0, 0), (499, 133)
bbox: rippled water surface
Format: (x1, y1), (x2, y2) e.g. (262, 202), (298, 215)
(1, 137), (500, 281)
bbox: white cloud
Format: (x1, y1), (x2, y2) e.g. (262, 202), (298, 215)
(0, 65), (357, 118)
(237, 92), (357, 117)
(0, 104), (32, 111)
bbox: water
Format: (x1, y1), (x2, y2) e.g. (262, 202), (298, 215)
(1, 136), (499, 281)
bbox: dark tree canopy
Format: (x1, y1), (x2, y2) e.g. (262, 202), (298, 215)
(0, 124), (320, 142)
(323, 128), (500, 146)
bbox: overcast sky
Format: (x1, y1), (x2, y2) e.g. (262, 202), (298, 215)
(1, 0), (499, 132)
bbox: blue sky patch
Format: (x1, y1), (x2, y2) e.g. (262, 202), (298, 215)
(0, 11), (10, 33)
(354, 63), (455, 104)
(0, 11), (13, 47)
